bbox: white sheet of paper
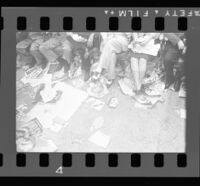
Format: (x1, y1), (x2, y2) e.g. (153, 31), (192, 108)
(53, 82), (88, 121)
(88, 131), (110, 148)
(40, 88), (57, 103)
(32, 137), (58, 152)
(26, 82), (88, 129)
(180, 108), (186, 119)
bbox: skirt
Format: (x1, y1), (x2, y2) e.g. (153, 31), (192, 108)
(130, 52), (154, 61)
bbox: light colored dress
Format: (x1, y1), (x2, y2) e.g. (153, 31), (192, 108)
(130, 33), (160, 57)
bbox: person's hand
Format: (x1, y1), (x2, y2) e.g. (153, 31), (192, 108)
(178, 40), (185, 50)
(87, 34), (94, 48)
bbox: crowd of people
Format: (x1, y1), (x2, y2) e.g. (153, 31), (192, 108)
(16, 32), (186, 105)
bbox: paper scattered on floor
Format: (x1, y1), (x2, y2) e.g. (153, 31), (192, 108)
(50, 123), (64, 133)
(108, 97), (119, 108)
(176, 108), (186, 119)
(180, 108), (186, 119)
(145, 81), (165, 96)
(88, 130), (110, 148)
(46, 82), (88, 121)
(86, 97), (105, 111)
(87, 80), (109, 98)
(85, 97), (97, 103)
(52, 67), (65, 81)
(134, 102), (152, 109)
(32, 137), (58, 152)
(26, 82), (88, 129)
(92, 100), (105, 111)
(40, 88), (57, 103)
(71, 78), (85, 88)
(147, 96), (164, 105)
(118, 78), (135, 97)
(90, 116), (104, 132)
(21, 73), (52, 87)
(51, 116), (70, 132)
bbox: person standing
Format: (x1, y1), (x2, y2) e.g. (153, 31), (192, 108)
(161, 33), (185, 89)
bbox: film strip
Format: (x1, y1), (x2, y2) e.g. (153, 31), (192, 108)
(0, 7), (199, 177)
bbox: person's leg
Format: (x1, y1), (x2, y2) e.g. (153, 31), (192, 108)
(81, 57), (91, 81)
(96, 38), (118, 76)
(96, 45), (110, 74)
(62, 46), (71, 74)
(163, 47), (178, 89)
(62, 41), (72, 64)
(39, 38), (60, 63)
(30, 39), (45, 67)
(107, 52), (117, 80)
(174, 58), (184, 91)
(95, 36), (128, 81)
(53, 45), (67, 71)
(131, 56), (151, 104)
(138, 57), (147, 90)
(16, 39), (32, 55)
(130, 57), (140, 91)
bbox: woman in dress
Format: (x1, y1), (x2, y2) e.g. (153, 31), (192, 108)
(129, 33), (160, 104)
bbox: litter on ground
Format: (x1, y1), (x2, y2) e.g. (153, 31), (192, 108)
(88, 130), (111, 148)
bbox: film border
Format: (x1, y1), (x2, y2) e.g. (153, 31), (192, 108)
(0, 7), (199, 177)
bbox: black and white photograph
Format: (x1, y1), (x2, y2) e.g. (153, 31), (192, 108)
(16, 32), (186, 152)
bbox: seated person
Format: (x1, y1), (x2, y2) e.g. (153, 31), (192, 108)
(94, 33), (131, 87)
(29, 32), (48, 69)
(16, 32), (35, 68)
(160, 33), (185, 89)
(39, 32), (98, 79)
(82, 33), (102, 81)
(129, 33), (160, 104)
(39, 32), (72, 73)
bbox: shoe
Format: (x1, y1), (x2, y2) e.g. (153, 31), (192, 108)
(132, 92), (152, 105)
(92, 71), (101, 80)
(47, 62), (59, 74)
(105, 79), (113, 88)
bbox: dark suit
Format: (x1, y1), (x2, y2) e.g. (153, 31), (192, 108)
(162, 33), (184, 89)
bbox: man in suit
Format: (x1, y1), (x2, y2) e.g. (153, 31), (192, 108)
(162, 33), (185, 89)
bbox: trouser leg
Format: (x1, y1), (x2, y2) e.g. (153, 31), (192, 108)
(30, 39), (45, 66)
(39, 38), (60, 63)
(138, 58), (147, 90)
(107, 52), (117, 80)
(130, 57), (140, 91)
(163, 48), (178, 88)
